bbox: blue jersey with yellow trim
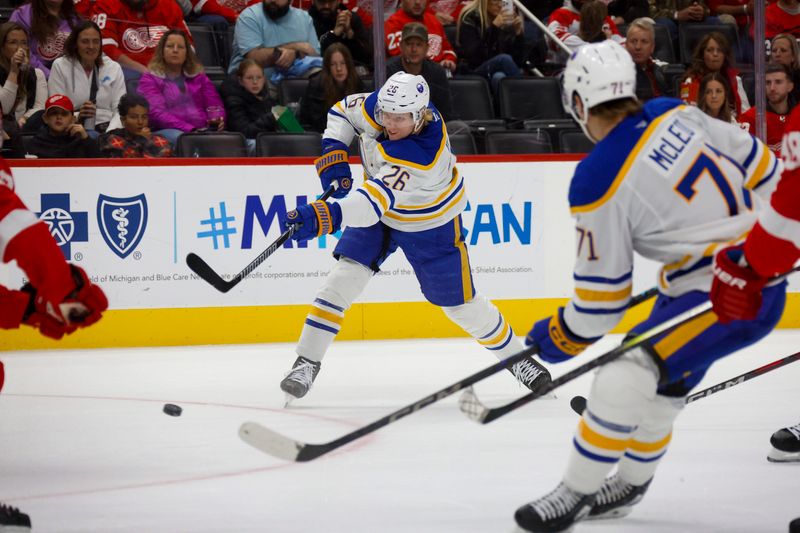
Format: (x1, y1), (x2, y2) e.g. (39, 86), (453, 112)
(322, 91), (465, 232)
(564, 98), (780, 340)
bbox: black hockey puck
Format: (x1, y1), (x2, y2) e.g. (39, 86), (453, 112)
(570, 395), (587, 415)
(163, 403), (182, 417)
(789, 517), (800, 533)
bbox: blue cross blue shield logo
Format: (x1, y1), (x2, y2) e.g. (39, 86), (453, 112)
(97, 194), (148, 259)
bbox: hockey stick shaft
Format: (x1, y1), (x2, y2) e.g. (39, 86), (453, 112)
(569, 350), (800, 414)
(187, 185), (336, 293)
(239, 285), (662, 461)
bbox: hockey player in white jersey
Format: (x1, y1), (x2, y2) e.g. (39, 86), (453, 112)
(513, 41), (786, 533)
(278, 71), (551, 402)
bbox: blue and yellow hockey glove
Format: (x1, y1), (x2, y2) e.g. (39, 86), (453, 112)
(525, 307), (598, 363)
(285, 200), (343, 242)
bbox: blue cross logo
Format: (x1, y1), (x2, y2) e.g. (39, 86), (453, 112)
(37, 193), (89, 259)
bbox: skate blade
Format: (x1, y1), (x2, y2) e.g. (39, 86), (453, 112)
(283, 393), (297, 408)
(511, 526), (574, 533)
(767, 449), (800, 463)
(586, 507), (634, 521)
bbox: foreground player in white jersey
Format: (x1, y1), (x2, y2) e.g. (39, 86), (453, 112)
(277, 71), (551, 402)
(513, 41), (785, 533)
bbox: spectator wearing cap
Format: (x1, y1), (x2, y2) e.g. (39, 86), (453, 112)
(456, 0), (524, 95)
(625, 18), (671, 100)
(386, 22), (455, 121)
(26, 94), (101, 158)
(309, 0), (372, 70)
(385, 0), (458, 74)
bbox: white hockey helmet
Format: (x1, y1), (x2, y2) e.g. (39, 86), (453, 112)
(562, 40), (637, 138)
(375, 71), (430, 127)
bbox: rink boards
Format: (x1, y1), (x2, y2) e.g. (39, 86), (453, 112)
(2, 156), (798, 350)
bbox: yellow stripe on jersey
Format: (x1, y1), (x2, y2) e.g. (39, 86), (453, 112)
(383, 186), (466, 222)
(653, 311), (717, 359)
(378, 121), (448, 171)
(361, 99), (381, 131)
(363, 181), (389, 212)
(479, 320), (509, 346)
(578, 419), (629, 451)
(571, 107), (683, 214)
(745, 147), (772, 189)
(309, 306), (343, 325)
(454, 216), (473, 303)
(575, 285), (632, 302)
(659, 254), (691, 289)
(335, 101), (346, 114)
(396, 167), (460, 210)
(628, 433), (672, 453)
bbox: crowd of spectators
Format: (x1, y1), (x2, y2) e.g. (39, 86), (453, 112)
(0, 0), (791, 156)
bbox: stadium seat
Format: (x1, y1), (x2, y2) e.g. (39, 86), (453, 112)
(663, 64), (686, 98)
(498, 77), (566, 124)
(485, 130), (552, 154)
(278, 78), (310, 106)
(678, 24), (739, 65)
(653, 24), (676, 64)
(448, 131), (477, 155)
(176, 132), (248, 157)
(559, 130), (594, 154)
(187, 22), (225, 81)
(523, 118), (579, 152)
(741, 70), (755, 105)
(256, 132), (322, 157)
(449, 76), (495, 121)
(361, 77), (375, 92)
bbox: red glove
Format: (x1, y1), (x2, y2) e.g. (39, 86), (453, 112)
(710, 245), (768, 324)
(22, 265), (108, 339)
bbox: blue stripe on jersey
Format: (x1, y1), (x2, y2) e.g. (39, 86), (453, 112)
(391, 179), (464, 215)
(573, 303), (630, 315)
(585, 409), (638, 433)
(574, 271), (633, 284)
(305, 318), (339, 334)
(624, 450), (667, 463)
(742, 136), (758, 169)
(754, 158), (779, 190)
(315, 297), (344, 313)
(363, 92), (379, 124)
(328, 108), (348, 122)
(573, 439), (620, 463)
(378, 106), (445, 167)
(665, 256), (713, 283)
(368, 177), (397, 206)
(357, 188), (383, 219)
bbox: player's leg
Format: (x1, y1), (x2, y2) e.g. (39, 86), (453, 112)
(515, 284), (786, 532)
(394, 216), (551, 392)
(281, 224), (397, 401)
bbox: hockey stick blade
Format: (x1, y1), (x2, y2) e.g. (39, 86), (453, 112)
(238, 345), (540, 462)
(186, 185), (336, 293)
(569, 350), (800, 415)
(459, 300), (714, 424)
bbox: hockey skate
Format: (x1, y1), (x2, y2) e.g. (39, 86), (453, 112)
(586, 473), (651, 520)
(767, 422), (800, 463)
(280, 356), (321, 406)
(514, 482), (595, 533)
(0, 502), (31, 532)
(509, 356), (552, 395)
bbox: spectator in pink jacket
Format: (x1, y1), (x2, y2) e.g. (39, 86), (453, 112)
(137, 29), (225, 147)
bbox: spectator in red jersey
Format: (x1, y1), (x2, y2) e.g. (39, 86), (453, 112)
(546, 0), (622, 63)
(9, 0), (82, 77)
(455, 0), (524, 95)
(771, 33), (800, 102)
(430, 0), (470, 25)
(761, 0), (800, 40)
(624, 18), (671, 100)
(90, 0), (193, 80)
(385, 0), (458, 74)
(680, 31), (749, 116)
(739, 63), (795, 155)
(698, 71), (736, 123)
(308, 0), (371, 70)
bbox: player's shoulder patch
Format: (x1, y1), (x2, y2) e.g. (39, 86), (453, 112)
(569, 113), (646, 212)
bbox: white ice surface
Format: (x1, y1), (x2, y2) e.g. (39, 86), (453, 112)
(1, 332), (799, 533)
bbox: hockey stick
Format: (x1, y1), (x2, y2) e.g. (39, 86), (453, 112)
(568, 349), (800, 415)
(238, 286), (662, 462)
(187, 185), (336, 293)
(458, 300), (714, 424)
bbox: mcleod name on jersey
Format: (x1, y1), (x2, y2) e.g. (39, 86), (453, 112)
(322, 91), (465, 233)
(564, 98), (780, 339)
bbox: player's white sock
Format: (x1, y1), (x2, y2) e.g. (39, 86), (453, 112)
(442, 293), (522, 359)
(295, 258), (372, 362)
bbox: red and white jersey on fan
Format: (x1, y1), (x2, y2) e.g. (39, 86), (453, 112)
(746, 107), (800, 276)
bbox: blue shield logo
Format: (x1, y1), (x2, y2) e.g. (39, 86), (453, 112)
(97, 194), (148, 258)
